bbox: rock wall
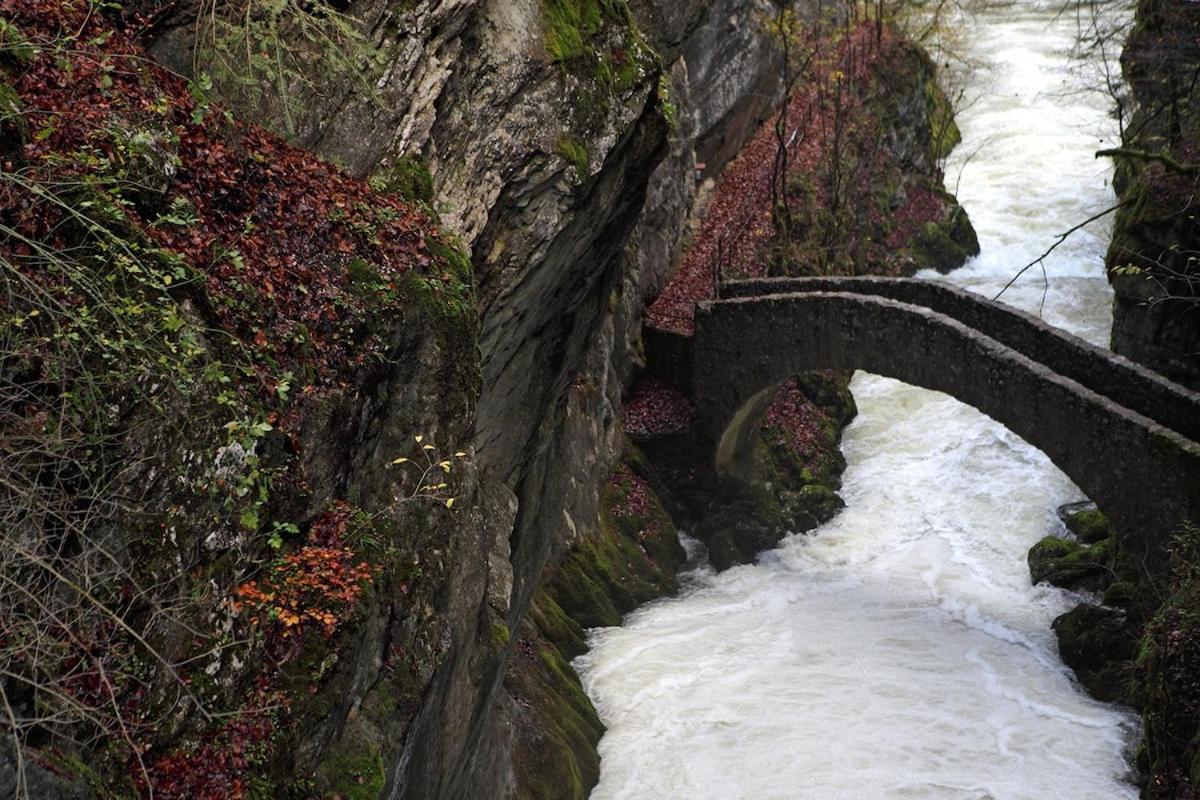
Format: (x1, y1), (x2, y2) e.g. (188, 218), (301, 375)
(1106, 0), (1200, 389)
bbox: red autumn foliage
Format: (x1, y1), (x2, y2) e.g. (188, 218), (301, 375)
(761, 377), (833, 466)
(622, 377), (696, 437)
(234, 503), (376, 643)
(0, 0), (458, 392)
(132, 681), (283, 800)
(647, 25), (950, 334)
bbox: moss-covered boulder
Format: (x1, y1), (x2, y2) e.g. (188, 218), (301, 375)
(1065, 506), (1108, 544)
(1052, 603), (1139, 703)
(780, 483), (845, 533)
(1028, 536), (1112, 592)
(909, 202), (980, 274)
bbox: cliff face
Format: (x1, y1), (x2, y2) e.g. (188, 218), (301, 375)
(120, 1), (793, 798)
(1107, 0), (1200, 389)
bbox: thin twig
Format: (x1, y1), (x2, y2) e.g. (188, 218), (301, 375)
(993, 200), (1128, 303)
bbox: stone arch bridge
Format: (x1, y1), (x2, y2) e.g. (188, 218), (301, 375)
(691, 277), (1200, 565)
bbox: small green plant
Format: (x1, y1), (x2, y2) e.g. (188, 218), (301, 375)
(193, 0), (385, 137)
(391, 435), (468, 509)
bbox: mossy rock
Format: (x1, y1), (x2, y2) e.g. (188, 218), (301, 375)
(556, 135), (590, 177)
(508, 638), (603, 800)
(529, 589), (588, 660)
(794, 370), (858, 426)
(945, 202), (980, 258)
(924, 77), (962, 161)
(1065, 508), (1112, 545)
(780, 483), (844, 533)
(910, 215), (972, 274)
(1028, 535), (1111, 592)
(546, 458), (684, 630)
(1053, 603), (1138, 703)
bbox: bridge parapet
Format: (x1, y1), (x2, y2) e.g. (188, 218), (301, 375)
(693, 289), (1200, 567)
(721, 277), (1200, 443)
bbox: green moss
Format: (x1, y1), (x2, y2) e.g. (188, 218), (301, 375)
(540, 0), (657, 110)
(315, 735), (386, 800)
(1028, 535), (1112, 592)
(529, 589), (588, 659)
(369, 157), (434, 205)
(397, 239), (476, 332)
(556, 135), (590, 176)
(542, 0), (604, 63)
(909, 219), (972, 274)
(1065, 509), (1112, 544)
(491, 619), (511, 648)
(924, 78), (961, 161)
(509, 639), (602, 800)
(543, 454), (685, 627)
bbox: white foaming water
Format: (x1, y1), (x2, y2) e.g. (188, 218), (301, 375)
(576, 1), (1140, 798)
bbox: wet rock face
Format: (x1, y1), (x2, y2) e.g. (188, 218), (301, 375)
(682, 0), (783, 172)
(1106, 0), (1200, 388)
(1052, 604), (1139, 703)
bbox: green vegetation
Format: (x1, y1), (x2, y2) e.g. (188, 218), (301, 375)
(1027, 536), (1112, 592)
(924, 76), (961, 162)
(1064, 508), (1113, 544)
(540, 0), (658, 96)
(194, 0), (385, 137)
(370, 156), (436, 206)
(542, 0), (610, 63)
(1135, 524), (1200, 798)
(557, 135), (591, 176)
(0, 4), (478, 796)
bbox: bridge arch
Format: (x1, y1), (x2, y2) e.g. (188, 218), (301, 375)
(692, 285), (1200, 565)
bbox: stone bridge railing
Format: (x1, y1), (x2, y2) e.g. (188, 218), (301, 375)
(692, 277), (1200, 566)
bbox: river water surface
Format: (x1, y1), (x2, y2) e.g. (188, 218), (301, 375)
(575, 1), (1141, 798)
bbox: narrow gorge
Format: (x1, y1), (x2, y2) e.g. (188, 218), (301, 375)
(0, 0), (1197, 799)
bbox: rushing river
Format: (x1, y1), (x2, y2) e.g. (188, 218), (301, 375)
(574, 1), (1141, 798)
